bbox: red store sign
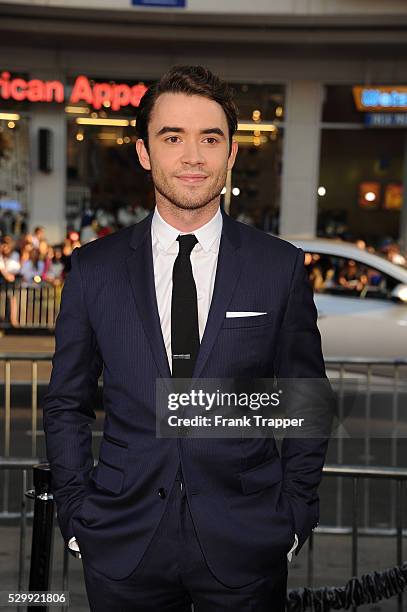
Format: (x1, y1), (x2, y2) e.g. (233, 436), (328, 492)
(0, 72), (148, 111)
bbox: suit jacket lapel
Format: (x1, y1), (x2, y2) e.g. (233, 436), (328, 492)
(126, 212), (172, 382)
(192, 210), (243, 380)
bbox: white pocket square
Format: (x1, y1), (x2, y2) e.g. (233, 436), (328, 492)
(225, 311), (268, 318)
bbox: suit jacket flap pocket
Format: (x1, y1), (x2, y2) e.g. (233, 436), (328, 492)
(99, 434), (128, 470)
(93, 460), (124, 494)
(239, 456), (282, 495)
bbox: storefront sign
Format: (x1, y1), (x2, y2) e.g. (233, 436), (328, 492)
(0, 72), (148, 111)
(365, 113), (407, 127)
(132, 0), (186, 6)
(353, 86), (407, 112)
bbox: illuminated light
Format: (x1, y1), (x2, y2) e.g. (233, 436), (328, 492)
(234, 134), (268, 145)
(275, 106), (283, 117)
(354, 86), (407, 111)
(130, 119), (137, 127)
(7, 121), (15, 129)
(0, 72), (148, 111)
(76, 133), (84, 141)
(397, 289), (407, 303)
(238, 122), (276, 132)
(232, 187), (240, 196)
(0, 112), (20, 121)
(96, 133), (118, 140)
(252, 109), (261, 121)
(117, 137), (124, 145)
(65, 105), (89, 114)
(254, 130), (261, 137)
(77, 118), (130, 127)
(365, 191), (376, 202)
(221, 187), (227, 195)
(33, 275), (41, 284)
(70, 75), (147, 111)
(0, 71), (64, 103)
(123, 136), (131, 144)
(318, 186), (326, 196)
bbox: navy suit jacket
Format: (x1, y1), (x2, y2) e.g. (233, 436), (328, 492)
(43, 209), (329, 586)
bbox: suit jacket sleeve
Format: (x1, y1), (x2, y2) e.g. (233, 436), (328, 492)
(274, 246), (330, 556)
(43, 247), (103, 546)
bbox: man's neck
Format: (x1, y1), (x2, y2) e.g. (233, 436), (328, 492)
(155, 199), (220, 233)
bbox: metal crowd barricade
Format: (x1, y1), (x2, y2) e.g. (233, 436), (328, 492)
(0, 458), (404, 611)
(0, 354), (405, 610)
(0, 282), (61, 332)
(307, 464), (406, 612)
(325, 357), (407, 548)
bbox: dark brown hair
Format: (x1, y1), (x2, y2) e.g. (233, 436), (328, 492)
(136, 65), (238, 153)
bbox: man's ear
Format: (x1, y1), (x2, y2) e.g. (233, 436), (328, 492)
(136, 139), (151, 171)
(227, 140), (239, 171)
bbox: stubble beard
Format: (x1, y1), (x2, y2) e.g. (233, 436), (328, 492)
(150, 163), (228, 211)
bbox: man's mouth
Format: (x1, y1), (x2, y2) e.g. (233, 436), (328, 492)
(175, 174), (208, 184)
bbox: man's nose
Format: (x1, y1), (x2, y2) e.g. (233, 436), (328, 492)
(180, 141), (205, 165)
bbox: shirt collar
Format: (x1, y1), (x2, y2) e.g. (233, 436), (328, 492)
(151, 206), (222, 254)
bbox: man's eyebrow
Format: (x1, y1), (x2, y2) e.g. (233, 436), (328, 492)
(155, 126), (185, 136)
(155, 126), (226, 137)
(200, 128), (225, 137)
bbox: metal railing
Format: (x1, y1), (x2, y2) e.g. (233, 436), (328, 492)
(308, 464), (406, 612)
(0, 459), (405, 611)
(0, 283), (61, 331)
(0, 354), (406, 609)
(0, 353), (406, 524)
(325, 357), (407, 541)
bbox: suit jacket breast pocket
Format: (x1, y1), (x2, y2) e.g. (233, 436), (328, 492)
(222, 311), (273, 330)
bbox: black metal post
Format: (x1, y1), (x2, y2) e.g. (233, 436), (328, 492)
(352, 476), (359, 612)
(27, 463), (54, 612)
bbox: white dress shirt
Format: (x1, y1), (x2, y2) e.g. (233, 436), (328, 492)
(68, 205), (298, 561)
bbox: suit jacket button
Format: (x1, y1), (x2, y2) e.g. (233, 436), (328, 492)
(158, 488), (167, 499)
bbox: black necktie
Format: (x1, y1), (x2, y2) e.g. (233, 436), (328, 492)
(171, 234), (199, 378)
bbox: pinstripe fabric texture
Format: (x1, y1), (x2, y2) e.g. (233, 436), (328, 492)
(43, 209), (328, 586)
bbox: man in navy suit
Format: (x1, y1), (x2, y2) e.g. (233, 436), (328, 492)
(43, 65), (329, 611)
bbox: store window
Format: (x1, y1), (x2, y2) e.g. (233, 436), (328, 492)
(318, 85), (405, 247)
(0, 73), (31, 235)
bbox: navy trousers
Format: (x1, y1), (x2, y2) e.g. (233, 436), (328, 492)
(81, 468), (288, 611)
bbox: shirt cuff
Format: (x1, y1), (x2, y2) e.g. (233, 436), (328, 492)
(68, 537), (81, 558)
(287, 533), (298, 563)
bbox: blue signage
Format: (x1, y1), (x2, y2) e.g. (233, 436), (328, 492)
(132, 0), (186, 6)
(365, 113), (407, 127)
(361, 89), (407, 109)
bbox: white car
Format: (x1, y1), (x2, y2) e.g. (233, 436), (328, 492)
(280, 237), (407, 359)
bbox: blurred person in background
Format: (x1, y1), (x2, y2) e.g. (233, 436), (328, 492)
(43, 245), (65, 287)
(0, 236), (21, 284)
(31, 225), (46, 249)
(338, 259), (367, 292)
(19, 235), (34, 265)
(20, 247), (45, 288)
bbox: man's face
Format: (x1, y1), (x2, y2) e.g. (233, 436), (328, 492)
(136, 93), (238, 211)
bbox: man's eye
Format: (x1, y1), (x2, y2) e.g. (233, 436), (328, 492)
(166, 136), (181, 143)
(204, 137), (218, 144)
